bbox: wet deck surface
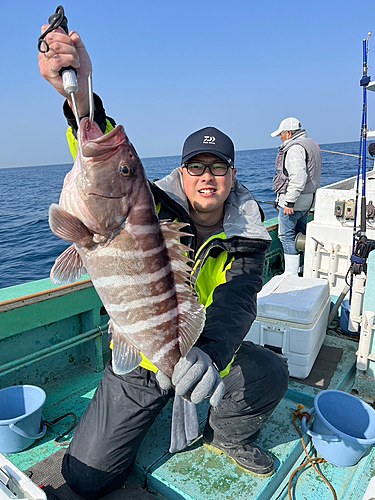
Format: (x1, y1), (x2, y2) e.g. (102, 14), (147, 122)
(6, 334), (375, 500)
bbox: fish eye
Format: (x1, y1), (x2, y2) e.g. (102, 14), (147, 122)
(120, 164), (131, 177)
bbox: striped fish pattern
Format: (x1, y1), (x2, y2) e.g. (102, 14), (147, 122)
(48, 118), (205, 378)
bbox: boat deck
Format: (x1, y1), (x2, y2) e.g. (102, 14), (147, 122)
(2, 216), (374, 499)
(6, 329), (374, 500)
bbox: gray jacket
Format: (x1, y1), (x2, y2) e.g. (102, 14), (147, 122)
(274, 130), (322, 211)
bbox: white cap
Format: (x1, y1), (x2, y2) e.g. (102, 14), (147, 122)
(271, 117), (302, 137)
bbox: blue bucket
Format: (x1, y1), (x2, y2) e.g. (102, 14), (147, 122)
(302, 390), (375, 466)
(0, 385), (47, 454)
(340, 300), (360, 337)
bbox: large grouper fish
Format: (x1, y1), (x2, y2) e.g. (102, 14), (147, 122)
(49, 118), (205, 388)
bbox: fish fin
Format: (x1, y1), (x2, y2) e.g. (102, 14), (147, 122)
(49, 203), (93, 246)
(160, 221), (205, 358)
(160, 222), (193, 276)
(50, 245), (85, 285)
(177, 295), (206, 357)
(160, 221), (192, 240)
(111, 328), (142, 375)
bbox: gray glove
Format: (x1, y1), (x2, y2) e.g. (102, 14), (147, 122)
(172, 347), (225, 407)
(155, 369), (173, 391)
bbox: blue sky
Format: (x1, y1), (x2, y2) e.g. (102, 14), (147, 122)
(1, 0), (375, 168)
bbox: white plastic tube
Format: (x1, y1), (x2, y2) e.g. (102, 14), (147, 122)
(328, 284), (350, 326)
(312, 249), (320, 278)
(328, 244), (341, 285)
(357, 311), (375, 370)
(349, 271), (366, 332)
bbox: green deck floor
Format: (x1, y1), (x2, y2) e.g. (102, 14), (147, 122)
(5, 335), (375, 500)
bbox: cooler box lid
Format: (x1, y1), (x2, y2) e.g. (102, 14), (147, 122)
(257, 275), (330, 325)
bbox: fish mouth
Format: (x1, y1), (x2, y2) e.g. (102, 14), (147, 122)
(88, 193), (123, 199)
(80, 121), (129, 160)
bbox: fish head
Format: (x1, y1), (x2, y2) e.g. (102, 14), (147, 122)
(76, 118), (148, 234)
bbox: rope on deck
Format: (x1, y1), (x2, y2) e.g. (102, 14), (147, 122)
(288, 405), (337, 500)
(44, 412), (77, 447)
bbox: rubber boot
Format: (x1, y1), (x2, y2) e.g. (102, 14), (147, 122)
(282, 254), (300, 277)
(203, 425), (274, 477)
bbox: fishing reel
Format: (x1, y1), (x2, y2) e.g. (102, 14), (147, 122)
(348, 235), (375, 279)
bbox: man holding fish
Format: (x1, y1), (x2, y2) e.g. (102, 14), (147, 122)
(39, 25), (289, 500)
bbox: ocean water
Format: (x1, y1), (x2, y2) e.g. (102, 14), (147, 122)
(1, 141), (370, 290)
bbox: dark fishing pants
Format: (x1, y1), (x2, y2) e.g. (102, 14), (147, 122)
(62, 342), (289, 499)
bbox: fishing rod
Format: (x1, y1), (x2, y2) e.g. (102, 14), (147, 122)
(351, 34), (371, 268)
(257, 200), (278, 210)
(346, 33), (373, 332)
(359, 34), (371, 238)
(321, 149), (375, 162)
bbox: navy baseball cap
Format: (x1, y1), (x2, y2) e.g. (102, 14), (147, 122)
(182, 126), (235, 165)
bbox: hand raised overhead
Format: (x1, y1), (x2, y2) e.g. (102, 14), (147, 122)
(38, 26), (92, 117)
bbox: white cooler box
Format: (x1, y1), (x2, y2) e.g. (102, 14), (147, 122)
(244, 275), (330, 379)
(0, 453), (47, 499)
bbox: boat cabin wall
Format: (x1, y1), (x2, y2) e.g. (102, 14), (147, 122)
(303, 177), (375, 298)
(323, 168), (375, 191)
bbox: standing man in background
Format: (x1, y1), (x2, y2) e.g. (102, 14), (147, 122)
(271, 117), (322, 275)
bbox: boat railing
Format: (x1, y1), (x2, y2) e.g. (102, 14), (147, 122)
(0, 279), (93, 313)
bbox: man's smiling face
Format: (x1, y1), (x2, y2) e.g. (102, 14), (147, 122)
(180, 153), (237, 220)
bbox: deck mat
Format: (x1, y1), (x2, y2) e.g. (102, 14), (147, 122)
(289, 344), (343, 390)
(146, 398), (307, 500)
(25, 449), (157, 500)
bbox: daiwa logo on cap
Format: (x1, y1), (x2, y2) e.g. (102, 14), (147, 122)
(181, 126), (235, 165)
(203, 136), (216, 144)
